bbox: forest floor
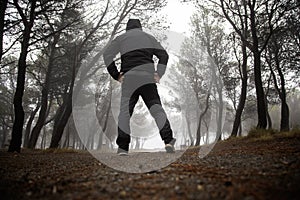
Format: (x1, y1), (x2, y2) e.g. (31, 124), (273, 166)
(1, 132), (300, 200)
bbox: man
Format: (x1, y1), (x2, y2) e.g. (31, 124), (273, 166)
(103, 19), (175, 155)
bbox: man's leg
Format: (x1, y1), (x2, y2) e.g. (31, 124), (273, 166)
(140, 84), (174, 145)
(117, 87), (139, 152)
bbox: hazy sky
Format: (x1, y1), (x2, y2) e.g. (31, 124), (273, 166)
(161, 0), (196, 35)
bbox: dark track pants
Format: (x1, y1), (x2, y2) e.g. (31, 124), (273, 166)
(117, 78), (174, 151)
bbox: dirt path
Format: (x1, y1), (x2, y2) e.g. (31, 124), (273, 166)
(1, 135), (300, 200)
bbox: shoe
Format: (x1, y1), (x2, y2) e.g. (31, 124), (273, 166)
(165, 138), (176, 153)
(117, 148), (128, 156)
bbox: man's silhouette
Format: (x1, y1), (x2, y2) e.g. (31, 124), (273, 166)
(103, 19), (175, 155)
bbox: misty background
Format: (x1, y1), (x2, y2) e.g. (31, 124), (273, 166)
(0, 0), (299, 152)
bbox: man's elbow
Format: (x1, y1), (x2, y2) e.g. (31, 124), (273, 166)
(161, 50), (169, 64)
(103, 51), (113, 66)
(164, 51), (169, 61)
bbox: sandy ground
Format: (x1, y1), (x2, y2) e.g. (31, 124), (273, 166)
(0, 135), (300, 199)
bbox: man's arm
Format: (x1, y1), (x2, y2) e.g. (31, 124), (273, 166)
(152, 39), (169, 78)
(103, 38), (120, 80)
(154, 48), (169, 78)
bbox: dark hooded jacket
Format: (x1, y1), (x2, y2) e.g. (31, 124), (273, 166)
(103, 19), (169, 80)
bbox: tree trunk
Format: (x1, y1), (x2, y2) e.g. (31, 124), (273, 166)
(267, 45), (290, 131)
(97, 127), (103, 150)
(266, 105), (272, 129)
(9, 58), (26, 152)
(28, 34), (59, 149)
(28, 88), (48, 148)
(135, 137), (140, 150)
(49, 97), (72, 148)
(253, 51), (267, 129)
(97, 99), (111, 150)
(195, 118), (202, 146)
(231, 80), (247, 136)
(238, 123), (242, 137)
(40, 126), (46, 149)
(216, 86), (223, 141)
(231, 42), (248, 137)
(24, 102), (40, 147)
(8, 0), (37, 153)
(87, 127), (94, 150)
(205, 121), (210, 144)
(62, 121), (70, 148)
(195, 89), (211, 146)
(275, 56), (290, 131)
(249, 2), (267, 129)
(186, 116), (193, 146)
(280, 100), (289, 131)
(1, 125), (8, 148)
(72, 128), (76, 149)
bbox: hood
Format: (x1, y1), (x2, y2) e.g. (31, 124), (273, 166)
(126, 19), (142, 31)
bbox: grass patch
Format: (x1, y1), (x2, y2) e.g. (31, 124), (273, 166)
(244, 127), (300, 141)
(275, 128), (300, 138)
(247, 128), (278, 138)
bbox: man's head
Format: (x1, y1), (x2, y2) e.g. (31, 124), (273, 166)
(126, 19), (142, 31)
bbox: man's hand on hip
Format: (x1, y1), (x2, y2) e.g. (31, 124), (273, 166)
(118, 72), (124, 83)
(154, 72), (160, 83)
